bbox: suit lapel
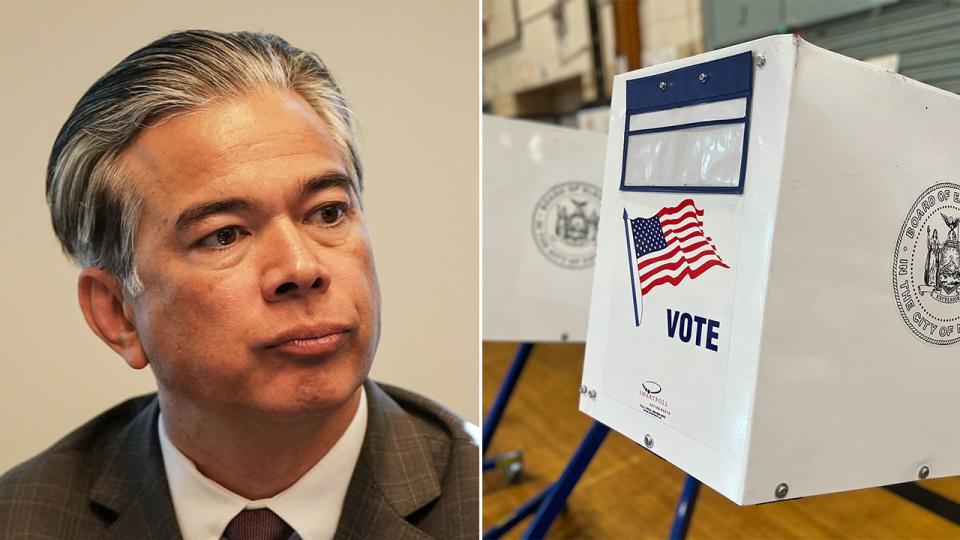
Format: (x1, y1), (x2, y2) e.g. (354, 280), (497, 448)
(334, 381), (442, 540)
(88, 397), (182, 539)
(83, 383), (443, 539)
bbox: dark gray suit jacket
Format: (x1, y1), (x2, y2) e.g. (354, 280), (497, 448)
(0, 381), (478, 539)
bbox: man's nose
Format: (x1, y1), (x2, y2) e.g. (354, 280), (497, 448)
(260, 221), (329, 301)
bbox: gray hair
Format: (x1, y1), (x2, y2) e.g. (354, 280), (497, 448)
(46, 30), (363, 295)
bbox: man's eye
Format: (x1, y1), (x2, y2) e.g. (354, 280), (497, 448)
(313, 203), (347, 225)
(199, 227), (242, 249)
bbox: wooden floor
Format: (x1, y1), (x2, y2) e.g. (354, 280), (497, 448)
(482, 342), (960, 539)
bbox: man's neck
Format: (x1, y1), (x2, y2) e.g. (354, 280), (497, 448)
(157, 388), (362, 500)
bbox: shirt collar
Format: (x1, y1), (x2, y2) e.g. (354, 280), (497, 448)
(158, 387), (368, 540)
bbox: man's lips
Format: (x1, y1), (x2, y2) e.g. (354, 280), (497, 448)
(262, 325), (353, 356)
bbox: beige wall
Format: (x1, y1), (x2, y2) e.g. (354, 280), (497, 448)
(0, 0), (478, 472)
(641, 0), (705, 66)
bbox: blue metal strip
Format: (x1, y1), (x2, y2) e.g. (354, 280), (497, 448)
(738, 88), (755, 195)
(619, 51), (754, 194)
(618, 105), (632, 197)
(621, 184), (745, 195)
(626, 52), (753, 112)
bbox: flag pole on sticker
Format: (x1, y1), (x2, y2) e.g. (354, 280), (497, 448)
(623, 208), (643, 327)
(624, 199), (729, 327)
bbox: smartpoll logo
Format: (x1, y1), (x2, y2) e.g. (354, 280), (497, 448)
(638, 380), (670, 420)
(641, 381), (662, 394)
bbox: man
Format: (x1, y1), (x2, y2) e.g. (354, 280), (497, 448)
(0, 30), (477, 539)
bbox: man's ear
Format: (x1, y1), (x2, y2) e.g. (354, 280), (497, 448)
(77, 268), (149, 370)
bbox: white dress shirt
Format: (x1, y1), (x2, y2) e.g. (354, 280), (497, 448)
(157, 388), (368, 540)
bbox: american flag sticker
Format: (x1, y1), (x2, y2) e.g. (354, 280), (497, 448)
(623, 199), (729, 326)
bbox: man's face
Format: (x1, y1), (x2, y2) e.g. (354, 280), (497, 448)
(118, 88), (380, 419)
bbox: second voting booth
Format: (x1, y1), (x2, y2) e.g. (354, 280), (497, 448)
(483, 116), (607, 343)
(581, 35), (960, 506)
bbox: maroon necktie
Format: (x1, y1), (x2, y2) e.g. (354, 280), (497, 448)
(223, 508), (294, 540)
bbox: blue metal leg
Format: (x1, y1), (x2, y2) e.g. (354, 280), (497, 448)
(483, 485), (552, 540)
(483, 342), (534, 454)
(522, 421), (611, 539)
(669, 475), (701, 540)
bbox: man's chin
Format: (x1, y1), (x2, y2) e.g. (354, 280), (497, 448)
(239, 382), (364, 422)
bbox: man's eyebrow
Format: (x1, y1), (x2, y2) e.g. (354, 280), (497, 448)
(173, 173), (353, 233)
(300, 172), (355, 199)
(175, 198), (254, 232)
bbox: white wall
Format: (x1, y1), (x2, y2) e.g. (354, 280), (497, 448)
(0, 0), (478, 472)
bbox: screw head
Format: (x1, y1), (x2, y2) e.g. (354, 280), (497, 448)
(587, 389), (597, 399)
(919, 465), (930, 479)
(698, 72), (707, 82)
(643, 434), (654, 448)
(775, 483), (789, 499)
(579, 385), (587, 394)
(754, 56), (766, 67)
(658, 81), (667, 91)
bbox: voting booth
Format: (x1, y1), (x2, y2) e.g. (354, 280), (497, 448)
(580, 35), (960, 505)
(483, 116), (607, 342)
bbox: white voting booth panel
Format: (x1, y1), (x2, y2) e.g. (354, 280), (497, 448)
(580, 35), (960, 505)
(483, 116), (607, 342)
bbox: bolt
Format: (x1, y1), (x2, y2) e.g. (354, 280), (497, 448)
(755, 56), (766, 68)
(658, 81), (667, 91)
(587, 389), (597, 399)
(644, 434), (654, 448)
(698, 73), (707, 82)
(579, 385), (587, 394)
(919, 465), (930, 479)
(775, 483), (789, 499)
